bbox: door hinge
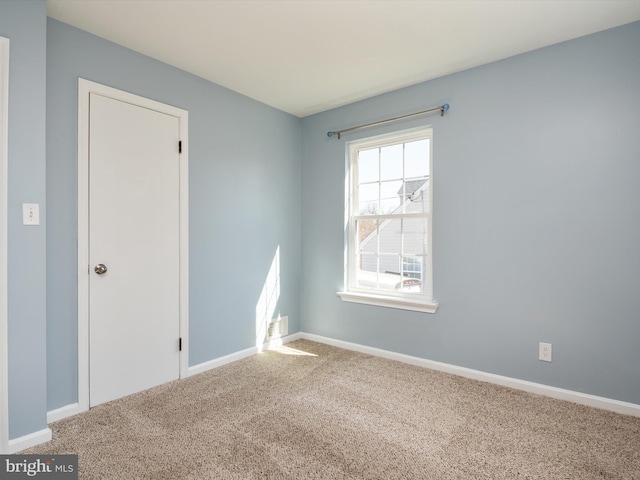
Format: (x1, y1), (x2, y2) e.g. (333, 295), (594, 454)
(179, 337), (182, 351)
(178, 140), (182, 154)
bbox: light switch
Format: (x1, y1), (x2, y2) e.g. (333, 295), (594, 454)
(22, 203), (40, 225)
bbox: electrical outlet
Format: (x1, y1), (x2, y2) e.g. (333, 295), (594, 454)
(539, 342), (552, 362)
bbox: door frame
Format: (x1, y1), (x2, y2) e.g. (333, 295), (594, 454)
(0, 36), (9, 453)
(77, 79), (189, 412)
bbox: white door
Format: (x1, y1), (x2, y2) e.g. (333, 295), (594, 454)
(89, 92), (181, 407)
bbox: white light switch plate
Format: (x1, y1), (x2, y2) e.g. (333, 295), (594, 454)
(22, 203), (40, 225)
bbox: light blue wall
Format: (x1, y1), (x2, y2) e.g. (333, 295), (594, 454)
(46, 19), (301, 410)
(5, 8), (639, 443)
(301, 22), (640, 405)
(0, 0), (48, 439)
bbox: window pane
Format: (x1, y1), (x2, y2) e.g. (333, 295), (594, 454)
(379, 180), (402, 213)
(358, 219), (379, 285)
(357, 255), (423, 294)
(356, 217), (427, 295)
(402, 217), (428, 255)
(357, 218), (378, 245)
(358, 183), (379, 215)
(398, 256), (424, 292)
(357, 266), (399, 293)
(380, 144), (403, 181)
(402, 178), (430, 214)
(358, 252), (377, 276)
(405, 139), (429, 178)
(377, 218), (401, 254)
(358, 148), (379, 184)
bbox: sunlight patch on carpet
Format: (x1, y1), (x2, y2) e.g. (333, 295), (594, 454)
(268, 344), (318, 357)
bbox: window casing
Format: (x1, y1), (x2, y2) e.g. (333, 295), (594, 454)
(339, 127), (437, 313)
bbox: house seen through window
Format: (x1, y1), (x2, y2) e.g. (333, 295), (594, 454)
(339, 126), (437, 313)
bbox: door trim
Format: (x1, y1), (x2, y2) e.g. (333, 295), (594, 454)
(0, 36), (9, 453)
(77, 79), (189, 412)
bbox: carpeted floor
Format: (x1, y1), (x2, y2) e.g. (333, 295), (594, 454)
(26, 340), (640, 479)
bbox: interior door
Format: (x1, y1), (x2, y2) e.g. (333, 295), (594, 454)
(89, 92), (180, 407)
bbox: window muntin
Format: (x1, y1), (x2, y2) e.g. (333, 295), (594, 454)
(347, 128), (434, 305)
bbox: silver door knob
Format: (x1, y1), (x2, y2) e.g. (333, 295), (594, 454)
(94, 264), (108, 275)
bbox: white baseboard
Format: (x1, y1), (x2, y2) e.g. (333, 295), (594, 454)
(6, 428), (52, 454)
(271, 332), (304, 344)
(23, 330), (636, 453)
(300, 332), (640, 418)
(47, 402), (84, 424)
(187, 332), (303, 377)
(187, 345), (258, 377)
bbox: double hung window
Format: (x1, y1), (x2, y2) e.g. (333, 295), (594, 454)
(338, 127), (437, 313)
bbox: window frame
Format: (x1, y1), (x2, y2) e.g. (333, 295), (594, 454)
(338, 126), (438, 313)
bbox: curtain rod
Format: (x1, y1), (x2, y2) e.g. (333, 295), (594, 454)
(327, 103), (449, 139)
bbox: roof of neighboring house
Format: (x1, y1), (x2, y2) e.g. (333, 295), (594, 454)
(360, 178), (429, 249)
(398, 178), (428, 199)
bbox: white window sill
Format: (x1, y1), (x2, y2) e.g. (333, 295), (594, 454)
(337, 291), (439, 313)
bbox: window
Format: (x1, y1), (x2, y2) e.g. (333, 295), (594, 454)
(338, 127), (438, 313)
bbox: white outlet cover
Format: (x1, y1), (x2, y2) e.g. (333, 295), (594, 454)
(539, 342), (552, 362)
(22, 203), (40, 225)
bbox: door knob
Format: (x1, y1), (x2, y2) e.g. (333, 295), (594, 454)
(94, 264), (108, 275)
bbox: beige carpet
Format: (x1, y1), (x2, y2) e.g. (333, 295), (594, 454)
(27, 340), (640, 479)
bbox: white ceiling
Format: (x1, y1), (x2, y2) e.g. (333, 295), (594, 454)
(47, 0), (640, 117)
